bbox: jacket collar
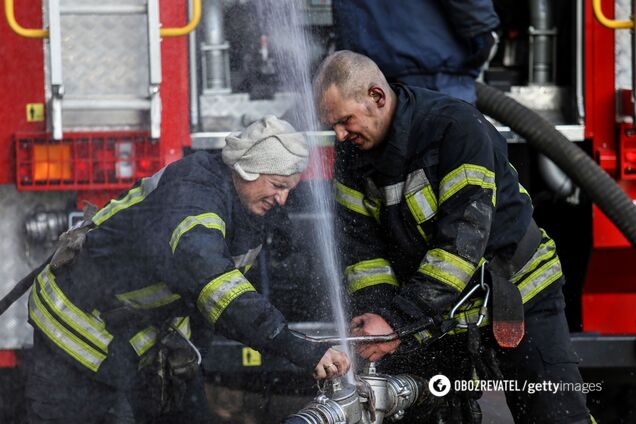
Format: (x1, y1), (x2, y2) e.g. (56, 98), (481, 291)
(356, 84), (415, 178)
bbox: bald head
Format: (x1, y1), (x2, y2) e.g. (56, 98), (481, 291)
(313, 50), (391, 105)
(312, 51), (396, 151)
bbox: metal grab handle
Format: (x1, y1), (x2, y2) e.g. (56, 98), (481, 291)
(592, 0), (633, 29)
(4, 0), (201, 39)
(4, 0), (49, 38)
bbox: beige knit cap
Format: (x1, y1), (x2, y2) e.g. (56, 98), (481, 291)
(222, 115), (309, 181)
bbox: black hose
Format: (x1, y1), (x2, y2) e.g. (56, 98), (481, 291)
(476, 82), (636, 249)
(0, 255), (51, 316)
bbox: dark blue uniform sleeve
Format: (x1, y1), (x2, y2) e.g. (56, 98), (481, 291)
(387, 105), (497, 329)
(160, 182), (324, 371)
(334, 145), (400, 316)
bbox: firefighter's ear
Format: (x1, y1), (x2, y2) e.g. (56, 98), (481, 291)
(369, 86), (386, 108)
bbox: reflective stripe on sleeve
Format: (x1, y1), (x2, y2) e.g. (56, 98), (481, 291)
(439, 164), (496, 206)
(335, 181), (371, 216)
(197, 269), (256, 324)
(345, 258), (399, 294)
(418, 249), (476, 292)
(233, 245), (263, 269)
(29, 289), (106, 372)
(170, 213), (226, 253)
(37, 266), (112, 351)
(116, 283), (181, 309)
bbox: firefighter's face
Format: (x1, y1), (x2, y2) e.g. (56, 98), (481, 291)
(233, 173), (301, 216)
(319, 85), (390, 151)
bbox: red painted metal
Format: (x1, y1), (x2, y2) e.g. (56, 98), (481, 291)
(158, 0), (191, 165)
(0, 0), (46, 184)
(301, 146), (335, 181)
(583, 245), (636, 333)
(0, 350), (17, 368)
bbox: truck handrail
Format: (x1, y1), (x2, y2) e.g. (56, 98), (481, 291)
(4, 0), (48, 38)
(4, 0), (201, 39)
(592, 0), (633, 29)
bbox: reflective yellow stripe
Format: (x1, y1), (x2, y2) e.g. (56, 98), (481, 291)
(518, 257), (563, 303)
(404, 169), (438, 223)
(345, 258), (399, 294)
(29, 289), (106, 372)
(170, 213), (226, 253)
(519, 183), (530, 197)
(232, 245), (263, 269)
(174, 316), (191, 338)
(418, 249), (476, 292)
(512, 233), (556, 283)
(197, 269), (256, 324)
(37, 266), (112, 352)
(129, 326), (159, 357)
(439, 164), (496, 206)
(91, 170), (164, 225)
(92, 185), (145, 225)
(116, 283), (181, 309)
(129, 316), (191, 358)
(335, 181), (371, 216)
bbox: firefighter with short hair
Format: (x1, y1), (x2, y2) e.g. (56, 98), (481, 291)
(24, 115), (350, 423)
(314, 51), (591, 423)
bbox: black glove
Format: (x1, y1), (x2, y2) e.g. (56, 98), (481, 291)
(464, 30), (499, 69)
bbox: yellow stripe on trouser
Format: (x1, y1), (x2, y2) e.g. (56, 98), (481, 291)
(170, 213), (226, 253)
(197, 269), (256, 324)
(418, 248), (477, 292)
(439, 164), (496, 206)
(345, 258), (399, 294)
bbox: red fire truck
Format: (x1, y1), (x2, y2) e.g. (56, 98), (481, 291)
(0, 0), (634, 421)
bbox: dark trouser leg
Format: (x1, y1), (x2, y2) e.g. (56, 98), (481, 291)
(24, 333), (134, 424)
(497, 282), (590, 424)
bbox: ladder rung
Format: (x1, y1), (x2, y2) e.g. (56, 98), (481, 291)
(63, 97), (151, 111)
(59, 5), (146, 15)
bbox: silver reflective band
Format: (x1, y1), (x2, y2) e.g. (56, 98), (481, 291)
(345, 258), (399, 293)
(170, 212), (226, 253)
(38, 266), (112, 350)
(418, 249), (475, 292)
(197, 269), (256, 323)
(129, 326), (159, 356)
(29, 290), (105, 372)
(116, 283), (181, 309)
(233, 244), (263, 269)
(380, 181), (404, 206)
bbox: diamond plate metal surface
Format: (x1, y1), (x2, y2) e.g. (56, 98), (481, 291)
(615, 0), (631, 89)
(47, 0), (151, 131)
(0, 185), (74, 349)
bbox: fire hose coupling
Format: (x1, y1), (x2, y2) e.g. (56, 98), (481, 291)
(284, 363), (428, 424)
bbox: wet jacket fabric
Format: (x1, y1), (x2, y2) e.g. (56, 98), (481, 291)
(28, 151), (323, 387)
(335, 84), (563, 342)
(332, 0), (499, 103)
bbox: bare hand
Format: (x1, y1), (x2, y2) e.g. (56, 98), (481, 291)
(313, 347), (351, 380)
(350, 313), (400, 361)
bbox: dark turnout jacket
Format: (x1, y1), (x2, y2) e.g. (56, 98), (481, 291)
(335, 84), (563, 342)
(28, 151), (323, 387)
